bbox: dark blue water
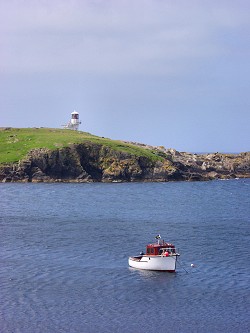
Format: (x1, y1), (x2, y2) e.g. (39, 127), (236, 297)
(0, 180), (249, 333)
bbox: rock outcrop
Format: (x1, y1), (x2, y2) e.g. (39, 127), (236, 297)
(0, 142), (249, 183)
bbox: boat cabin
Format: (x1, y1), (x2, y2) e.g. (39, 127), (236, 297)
(146, 242), (176, 256)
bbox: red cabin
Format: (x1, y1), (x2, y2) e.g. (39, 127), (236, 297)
(146, 242), (176, 256)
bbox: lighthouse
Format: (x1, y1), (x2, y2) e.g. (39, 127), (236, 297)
(70, 111), (81, 131)
(63, 110), (81, 131)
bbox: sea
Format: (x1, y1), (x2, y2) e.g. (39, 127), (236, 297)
(0, 179), (249, 333)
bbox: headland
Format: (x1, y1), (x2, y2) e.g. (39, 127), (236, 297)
(0, 127), (249, 183)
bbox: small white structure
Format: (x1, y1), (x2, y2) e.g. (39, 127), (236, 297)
(63, 111), (81, 131)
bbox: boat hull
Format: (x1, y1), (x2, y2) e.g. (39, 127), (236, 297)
(128, 255), (178, 272)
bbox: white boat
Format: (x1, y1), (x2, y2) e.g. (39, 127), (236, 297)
(128, 235), (180, 272)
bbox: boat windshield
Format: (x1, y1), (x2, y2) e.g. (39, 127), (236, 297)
(159, 247), (175, 254)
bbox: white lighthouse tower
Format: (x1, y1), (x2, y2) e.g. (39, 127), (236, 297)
(63, 110), (81, 131)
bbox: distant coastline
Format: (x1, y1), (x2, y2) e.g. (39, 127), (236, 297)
(0, 128), (249, 183)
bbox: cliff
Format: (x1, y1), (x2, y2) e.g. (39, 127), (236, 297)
(0, 128), (249, 182)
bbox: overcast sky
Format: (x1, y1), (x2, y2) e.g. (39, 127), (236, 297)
(0, 0), (249, 152)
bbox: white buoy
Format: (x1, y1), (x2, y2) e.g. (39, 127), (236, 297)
(191, 263), (195, 267)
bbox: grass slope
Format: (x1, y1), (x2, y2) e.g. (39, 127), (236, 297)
(0, 128), (162, 164)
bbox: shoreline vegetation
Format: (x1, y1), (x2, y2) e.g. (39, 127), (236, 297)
(0, 127), (249, 183)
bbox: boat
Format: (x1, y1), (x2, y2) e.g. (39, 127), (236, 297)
(128, 235), (180, 272)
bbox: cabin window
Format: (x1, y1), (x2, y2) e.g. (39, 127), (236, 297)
(147, 248), (150, 254)
(151, 248), (154, 254)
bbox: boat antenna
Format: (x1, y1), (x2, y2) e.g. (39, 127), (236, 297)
(155, 234), (161, 245)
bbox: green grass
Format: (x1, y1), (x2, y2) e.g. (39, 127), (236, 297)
(0, 128), (162, 164)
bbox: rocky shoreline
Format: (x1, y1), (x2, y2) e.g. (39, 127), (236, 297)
(0, 141), (249, 183)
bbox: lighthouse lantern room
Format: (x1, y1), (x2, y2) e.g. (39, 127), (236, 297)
(63, 110), (81, 131)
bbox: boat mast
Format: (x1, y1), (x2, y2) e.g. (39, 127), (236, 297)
(155, 234), (161, 245)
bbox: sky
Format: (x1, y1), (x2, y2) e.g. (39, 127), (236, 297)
(0, 0), (249, 152)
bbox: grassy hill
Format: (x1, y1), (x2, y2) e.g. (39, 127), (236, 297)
(0, 128), (162, 164)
